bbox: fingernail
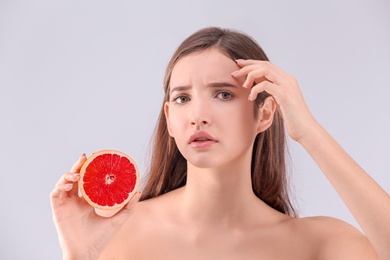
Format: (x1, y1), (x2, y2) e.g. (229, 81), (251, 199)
(235, 59), (244, 63)
(73, 173), (80, 179)
(65, 183), (73, 190)
(248, 94), (253, 101)
(231, 70), (239, 76)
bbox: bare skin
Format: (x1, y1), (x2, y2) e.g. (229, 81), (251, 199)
(50, 49), (388, 259)
(100, 189), (376, 260)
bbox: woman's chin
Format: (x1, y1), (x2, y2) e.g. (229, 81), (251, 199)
(188, 158), (219, 169)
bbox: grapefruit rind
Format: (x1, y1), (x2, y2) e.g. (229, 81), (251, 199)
(79, 150), (140, 211)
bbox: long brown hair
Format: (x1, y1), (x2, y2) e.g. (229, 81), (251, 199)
(140, 27), (296, 216)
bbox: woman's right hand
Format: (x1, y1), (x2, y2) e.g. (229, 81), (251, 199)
(50, 154), (141, 259)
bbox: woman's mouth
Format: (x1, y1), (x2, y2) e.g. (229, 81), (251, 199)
(188, 131), (217, 148)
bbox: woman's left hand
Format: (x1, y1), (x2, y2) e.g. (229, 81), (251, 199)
(232, 59), (317, 142)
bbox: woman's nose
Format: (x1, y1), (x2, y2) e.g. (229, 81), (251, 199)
(189, 99), (212, 126)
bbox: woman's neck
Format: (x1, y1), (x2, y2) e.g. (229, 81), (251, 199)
(178, 158), (264, 227)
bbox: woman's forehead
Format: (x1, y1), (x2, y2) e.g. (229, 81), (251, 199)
(170, 49), (240, 86)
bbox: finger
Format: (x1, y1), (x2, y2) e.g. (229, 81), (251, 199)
(68, 154), (87, 197)
(55, 183), (74, 194)
(51, 154), (86, 202)
(232, 63), (285, 88)
(232, 63), (263, 80)
(248, 81), (283, 102)
(236, 58), (293, 76)
(55, 172), (79, 186)
(234, 59), (293, 83)
(235, 59), (257, 66)
(66, 172), (80, 197)
(51, 173), (80, 207)
(51, 183), (73, 198)
(50, 182), (73, 209)
(70, 154), (87, 173)
(236, 59), (284, 73)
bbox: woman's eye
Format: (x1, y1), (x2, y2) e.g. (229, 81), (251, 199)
(172, 96), (190, 104)
(216, 92), (233, 100)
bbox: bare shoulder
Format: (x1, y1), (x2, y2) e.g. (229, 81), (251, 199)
(293, 216), (378, 259)
(99, 189), (181, 259)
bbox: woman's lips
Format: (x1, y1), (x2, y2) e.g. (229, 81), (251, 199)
(188, 130), (217, 148)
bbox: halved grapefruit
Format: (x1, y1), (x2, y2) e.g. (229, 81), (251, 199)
(79, 150), (140, 216)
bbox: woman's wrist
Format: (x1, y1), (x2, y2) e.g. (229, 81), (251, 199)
(295, 119), (325, 147)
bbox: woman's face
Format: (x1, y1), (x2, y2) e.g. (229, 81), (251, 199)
(165, 49), (264, 169)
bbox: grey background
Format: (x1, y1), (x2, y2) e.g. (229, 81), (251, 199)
(1, 0), (389, 259)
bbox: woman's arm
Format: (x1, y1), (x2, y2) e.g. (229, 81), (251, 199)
(233, 59), (390, 259)
(299, 120), (390, 259)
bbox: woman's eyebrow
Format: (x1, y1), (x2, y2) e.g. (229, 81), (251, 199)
(170, 85), (191, 95)
(207, 82), (238, 88)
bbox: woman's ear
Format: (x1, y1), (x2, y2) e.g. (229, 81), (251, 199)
(256, 96), (277, 133)
(164, 101), (174, 137)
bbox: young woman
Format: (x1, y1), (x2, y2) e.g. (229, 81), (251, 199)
(50, 27), (390, 259)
